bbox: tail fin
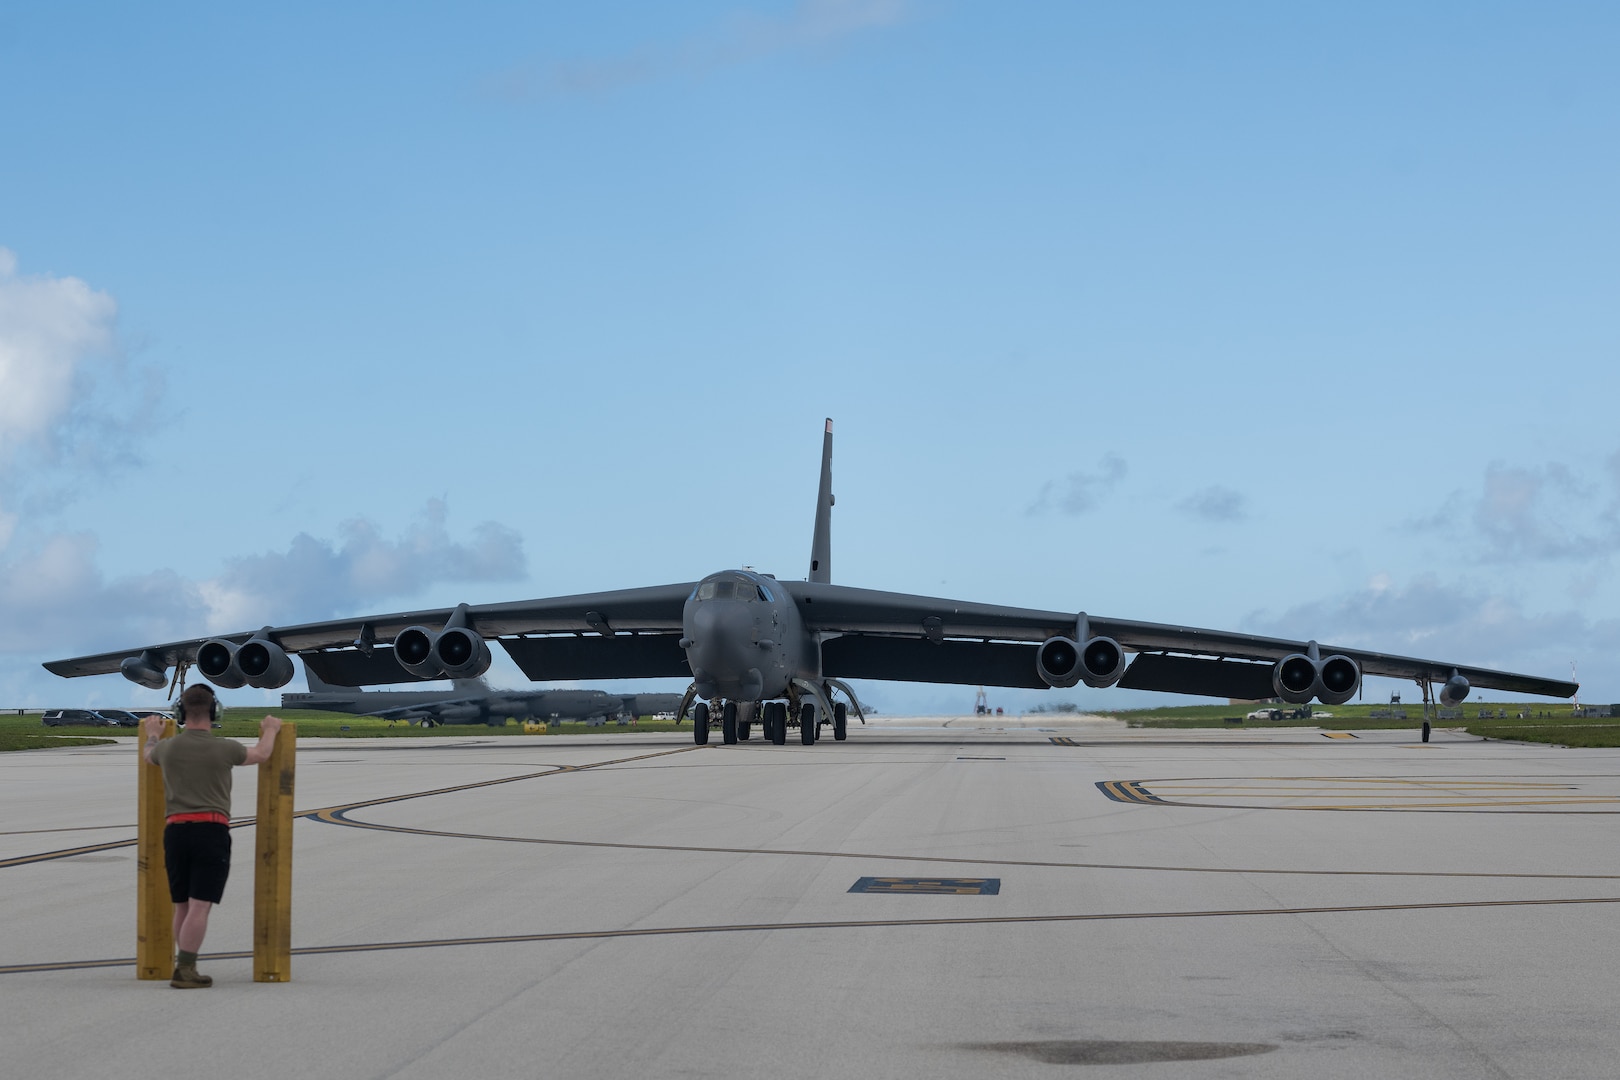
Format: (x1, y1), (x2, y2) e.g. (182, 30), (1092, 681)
(303, 662), (343, 693)
(808, 418), (834, 583)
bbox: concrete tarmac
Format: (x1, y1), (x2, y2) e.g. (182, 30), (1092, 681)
(6, 716), (1620, 1079)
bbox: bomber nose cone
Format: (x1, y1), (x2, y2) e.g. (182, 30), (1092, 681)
(686, 601), (749, 680)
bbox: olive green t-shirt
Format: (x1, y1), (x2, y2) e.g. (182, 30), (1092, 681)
(150, 729), (248, 817)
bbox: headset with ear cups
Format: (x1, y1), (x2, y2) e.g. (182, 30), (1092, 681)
(177, 685), (221, 724)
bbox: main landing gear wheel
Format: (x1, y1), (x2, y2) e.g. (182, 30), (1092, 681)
(800, 702), (816, 745)
(722, 701), (738, 744)
(693, 702), (710, 745)
(770, 702), (787, 745)
(833, 701), (847, 741)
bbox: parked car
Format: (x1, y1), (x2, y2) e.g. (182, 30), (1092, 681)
(41, 709), (120, 727)
(89, 709), (145, 727)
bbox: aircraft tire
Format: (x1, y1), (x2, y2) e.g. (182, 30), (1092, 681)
(693, 702), (710, 745)
(739, 719), (751, 741)
(834, 702), (847, 741)
(771, 703), (787, 745)
(722, 701), (738, 744)
(800, 702), (816, 745)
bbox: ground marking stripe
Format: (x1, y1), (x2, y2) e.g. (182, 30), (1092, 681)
(0, 745), (699, 870)
(10, 894), (1620, 976)
(309, 812), (1620, 880)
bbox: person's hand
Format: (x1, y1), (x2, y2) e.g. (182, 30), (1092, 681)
(142, 715), (166, 739)
(261, 714), (283, 734)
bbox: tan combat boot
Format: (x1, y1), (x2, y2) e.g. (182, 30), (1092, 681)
(170, 962), (213, 989)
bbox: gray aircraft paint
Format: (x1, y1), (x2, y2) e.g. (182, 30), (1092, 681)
(44, 417), (1579, 743)
(283, 666), (679, 726)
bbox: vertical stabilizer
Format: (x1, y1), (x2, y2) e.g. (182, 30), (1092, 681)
(303, 661), (339, 693)
(809, 418), (834, 583)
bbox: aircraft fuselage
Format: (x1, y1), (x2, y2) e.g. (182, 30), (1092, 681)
(681, 570), (814, 703)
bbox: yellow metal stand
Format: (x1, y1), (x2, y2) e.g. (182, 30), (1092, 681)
(253, 721), (295, 982)
(136, 719), (176, 980)
(523, 721), (548, 734)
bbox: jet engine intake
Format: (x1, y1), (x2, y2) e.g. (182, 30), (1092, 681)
(197, 639), (247, 689)
(120, 650), (168, 690)
(1036, 636), (1084, 688)
(1315, 654), (1361, 706)
(432, 626), (492, 680)
(393, 626), (445, 680)
(1079, 636), (1128, 688)
(236, 637), (295, 689)
(1440, 673), (1471, 708)
(1272, 654), (1318, 704)
(1273, 652), (1361, 705)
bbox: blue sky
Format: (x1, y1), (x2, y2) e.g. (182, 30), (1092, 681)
(2, 1), (1616, 714)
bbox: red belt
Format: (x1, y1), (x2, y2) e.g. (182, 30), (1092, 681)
(166, 812), (230, 825)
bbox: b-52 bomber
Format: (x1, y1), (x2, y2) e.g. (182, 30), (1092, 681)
(282, 668), (681, 728)
(46, 419), (1578, 744)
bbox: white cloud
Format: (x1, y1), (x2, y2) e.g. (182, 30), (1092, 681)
(203, 499), (526, 630)
(1244, 573), (1619, 686)
(0, 248), (120, 468)
(488, 0), (913, 100)
(1407, 451), (1620, 563)
(3, 501), (526, 659)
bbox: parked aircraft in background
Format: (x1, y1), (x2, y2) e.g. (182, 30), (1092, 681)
(46, 419), (1578, 747)
(282, 665), (679, 727)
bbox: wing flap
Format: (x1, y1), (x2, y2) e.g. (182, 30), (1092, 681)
(501, 634), (691, 681)
(821, 636), (1048, 688)
(1118, 654), (1276, 700)
(299, 647), (441, 688)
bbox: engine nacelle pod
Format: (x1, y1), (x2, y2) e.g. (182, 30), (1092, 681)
(120, 651), (168, 690)
(1080, 636), (1128, 688)
(1315, 654), (1361, 706)
(1036, 637), (1084, 689)
(431, 626), (492, 680)
(1439, 673), (1471, 708)
(1272, 654), (1317, 705)
(393, 626), (444, 680)
(237, 638), (295, 689)
(196, 639), (247, 689)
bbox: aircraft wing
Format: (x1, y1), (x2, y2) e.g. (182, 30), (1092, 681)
(42, 583), (697, 687)
(789, 582), (1579, 700)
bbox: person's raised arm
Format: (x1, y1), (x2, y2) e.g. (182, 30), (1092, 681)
(141, 714), (165, 765)
(242, 714), (283, 766)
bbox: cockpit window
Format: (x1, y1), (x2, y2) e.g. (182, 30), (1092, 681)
(698, 577), (765, 601)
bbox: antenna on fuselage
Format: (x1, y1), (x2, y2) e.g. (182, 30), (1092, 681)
(808, 417), (834, 583)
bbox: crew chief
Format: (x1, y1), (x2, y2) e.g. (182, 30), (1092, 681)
(143, 684), (282, 989)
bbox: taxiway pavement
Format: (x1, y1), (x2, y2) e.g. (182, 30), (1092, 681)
(5, 717), (1620, 1079)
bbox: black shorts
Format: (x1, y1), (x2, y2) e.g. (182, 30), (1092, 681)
(164, 822), (232, 904)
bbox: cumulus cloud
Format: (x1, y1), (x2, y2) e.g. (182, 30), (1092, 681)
(487, 0), (912, 100)
(202, 499), (526, 631)
(1177, 485), (1248, 523)
(0, 501), (527, 656)
(1408, 452), (1620, 563)
(0, 249), (116, 462)
(1027, 454), (1127, 515)
(1244, 573), (1619, 680)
